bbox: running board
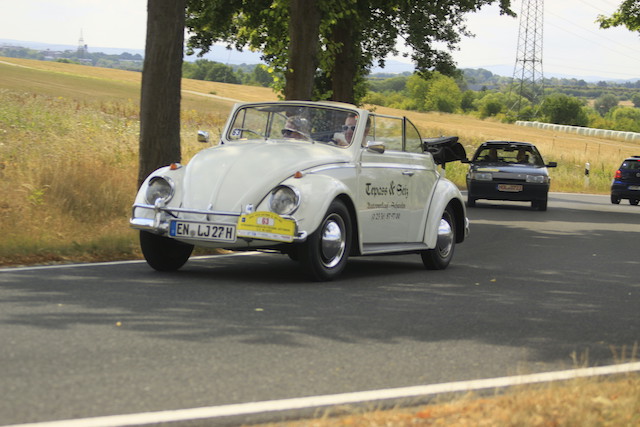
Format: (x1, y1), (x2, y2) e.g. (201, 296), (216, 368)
(361, 242), (430, 255)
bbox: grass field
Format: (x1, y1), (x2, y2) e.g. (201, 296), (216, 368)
(1, 55), (638, 426)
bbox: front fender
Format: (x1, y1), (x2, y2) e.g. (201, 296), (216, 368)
(423, 178), (468, 248)
(266, 174), (355, 237)
(131, 165), (186, 225)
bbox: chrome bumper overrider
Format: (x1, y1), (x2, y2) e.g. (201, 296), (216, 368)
(129, 201), (307, 242)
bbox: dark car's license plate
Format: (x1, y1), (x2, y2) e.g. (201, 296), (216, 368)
(498, 184), (523, 192)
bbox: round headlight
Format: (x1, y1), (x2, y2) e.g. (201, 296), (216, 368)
(269, 185), (300, 215)
(145, 177), (174, 204)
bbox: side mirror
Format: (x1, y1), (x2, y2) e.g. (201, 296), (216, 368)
(197, 130), (210, 143)
(365, 141), (385, 154)
(547, 162), (557, 168)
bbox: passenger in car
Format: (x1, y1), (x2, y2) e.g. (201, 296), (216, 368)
(517, 149), (529, 164)
(282, 116), (311, 140)
(483, 148), (499, 162)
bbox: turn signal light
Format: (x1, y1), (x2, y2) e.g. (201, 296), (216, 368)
(614, 170), (622, 179)
(294, 171), (304, 178)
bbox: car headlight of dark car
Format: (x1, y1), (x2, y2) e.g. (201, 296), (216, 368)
(269, 185), (300, 215)
(470, 171), (493, 181)
(525, 175), (549, 184)
(145, 176), (174, 204)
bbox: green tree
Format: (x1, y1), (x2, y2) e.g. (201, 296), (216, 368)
(594, 93), (619, 116)
(631, 92), (640, 108)
(461, 90), (477, 112)
(476, 92), (508, 118)
(423, 73), (462, 113)
(185, 0), (515, 103)
(597, 0), (640, 32)
(206, 62), (239, 83)
(612, 106), (640, 132)
(250, 64), (275, 87)
(540, 93), (588, 126)
(405, 74), (430, 110)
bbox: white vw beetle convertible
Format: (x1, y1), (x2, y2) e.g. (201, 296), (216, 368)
(131, 101), (468, 281)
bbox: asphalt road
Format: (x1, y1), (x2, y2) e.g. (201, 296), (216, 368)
(1, 193), (638, 426)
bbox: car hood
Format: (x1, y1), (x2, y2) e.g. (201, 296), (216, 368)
(470, 163), (549, 177)
(181, 141), (350, 212)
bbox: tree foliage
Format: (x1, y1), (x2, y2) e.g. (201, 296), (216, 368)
(422, 73), (462, 113)
(594, 93), (620, 116)
(185, 0), (515, 104)
(539, 93), (589, 127)
(476, 92), (508, 118)
(598, 0), (640, 32)
(182, 59), (240, 83)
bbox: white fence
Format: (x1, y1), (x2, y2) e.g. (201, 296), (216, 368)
(515, 121), (640, 142)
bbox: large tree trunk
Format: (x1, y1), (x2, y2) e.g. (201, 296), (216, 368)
(330, 18), (358, 104)
(138, 0), (186, 186)
(284, 0), (320, 100)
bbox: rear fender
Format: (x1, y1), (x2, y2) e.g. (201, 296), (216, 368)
(423, 179), (467, 248)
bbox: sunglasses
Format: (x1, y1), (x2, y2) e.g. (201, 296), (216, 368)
(281, 129), (299, 136)
(342, 125), (357, 132)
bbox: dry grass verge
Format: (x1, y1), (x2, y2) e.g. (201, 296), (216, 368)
(252, 374), (640, 427)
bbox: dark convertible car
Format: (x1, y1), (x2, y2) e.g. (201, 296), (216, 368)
(466, 141), (557, 211)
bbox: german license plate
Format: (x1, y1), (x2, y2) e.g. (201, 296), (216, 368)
(498, 184), (523, 192)
(629, 185), (640, 190)
(169, 220), (236, 242)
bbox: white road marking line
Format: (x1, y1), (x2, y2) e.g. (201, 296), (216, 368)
(0, 252), (261, 272)
(7, 362), (640, 427)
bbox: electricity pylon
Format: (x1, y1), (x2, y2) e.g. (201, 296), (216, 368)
(509, 0), (545, 120)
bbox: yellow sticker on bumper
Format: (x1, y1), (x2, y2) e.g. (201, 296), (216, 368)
(237, 212), (296, 242)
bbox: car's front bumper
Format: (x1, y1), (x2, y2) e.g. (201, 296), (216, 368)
(130, 201), (307, 246)
(467, 181), (549, 202)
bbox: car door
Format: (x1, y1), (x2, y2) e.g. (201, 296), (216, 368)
(357, 115), (414, 244)
(402, 118), (439, 242)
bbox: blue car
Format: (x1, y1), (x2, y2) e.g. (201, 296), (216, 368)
(611, 156), (640, 205)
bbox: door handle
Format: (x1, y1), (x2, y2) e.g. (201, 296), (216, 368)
(402, 170), (415, 176)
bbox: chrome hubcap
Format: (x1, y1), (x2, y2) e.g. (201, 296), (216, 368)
(320, 214), (345, 268)
(436, 217), (454, 258)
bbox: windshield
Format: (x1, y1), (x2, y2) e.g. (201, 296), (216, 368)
(474, 145), (544, 166)
(226, 104), (359, 147)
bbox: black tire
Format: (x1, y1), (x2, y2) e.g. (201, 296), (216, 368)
(421, 206), (455, 270)
(467, 196), (476, 207)
(611, 195), (621, 204)
(630, 199), (639, 206)
(532, 198), (548, 211)
(300, 199), (352, 281)
(140, 231), (194, 271)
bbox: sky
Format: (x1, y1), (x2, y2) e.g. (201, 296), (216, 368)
(0, 0), (639, 81)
